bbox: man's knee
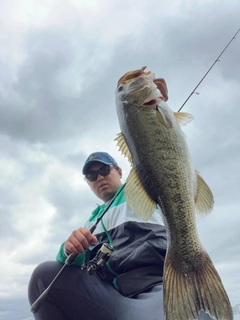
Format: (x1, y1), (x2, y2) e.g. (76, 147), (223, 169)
(28, 261), (63, 303)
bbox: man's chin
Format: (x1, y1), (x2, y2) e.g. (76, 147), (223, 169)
(99, 190), (115, 202)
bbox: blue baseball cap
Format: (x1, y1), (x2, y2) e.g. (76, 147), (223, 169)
(82, 152), (118, 175)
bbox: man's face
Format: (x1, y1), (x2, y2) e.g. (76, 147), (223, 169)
(86, 162), (122, 202)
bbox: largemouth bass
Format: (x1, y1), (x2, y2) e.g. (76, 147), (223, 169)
(115, 67), (232, 320)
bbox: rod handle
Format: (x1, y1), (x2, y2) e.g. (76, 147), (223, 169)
(30, 286), (51, 313)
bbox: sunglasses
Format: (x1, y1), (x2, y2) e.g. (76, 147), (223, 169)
(85, 164), (117, 182)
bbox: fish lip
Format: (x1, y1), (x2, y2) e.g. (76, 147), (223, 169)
(142, 88), (162, 106)
(143, 99), (159, 106)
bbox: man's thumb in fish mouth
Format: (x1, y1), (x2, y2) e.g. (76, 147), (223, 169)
(154, 78), (168, 102)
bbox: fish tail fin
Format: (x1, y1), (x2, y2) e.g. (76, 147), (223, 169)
(164, 252), (233, 320)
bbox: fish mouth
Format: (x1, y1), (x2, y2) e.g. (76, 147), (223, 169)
(142, 87), (162, 106)
(117, 67), (162, 106)
(143, 99), (158, 106)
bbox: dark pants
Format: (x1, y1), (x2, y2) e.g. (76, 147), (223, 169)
(28, 261), (166, 320)
(28, 261), (214, 320)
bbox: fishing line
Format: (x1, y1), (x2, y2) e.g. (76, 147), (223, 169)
(178, 28), (240, 112)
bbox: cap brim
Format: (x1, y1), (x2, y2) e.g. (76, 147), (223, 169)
(82, 160), (113, 175)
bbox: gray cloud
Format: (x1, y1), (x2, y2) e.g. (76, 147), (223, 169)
(0, 297), (33, 320)
(0, 1), (240, 319)
(0, 29), (94, 143)
(0, 208), (23, 240)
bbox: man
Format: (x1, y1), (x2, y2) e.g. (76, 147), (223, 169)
(28, 151), (167, 319)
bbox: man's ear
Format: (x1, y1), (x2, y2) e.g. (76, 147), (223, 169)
(118, 168), (123, 179)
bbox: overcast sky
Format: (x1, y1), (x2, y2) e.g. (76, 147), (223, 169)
(0, 1), (239, 319)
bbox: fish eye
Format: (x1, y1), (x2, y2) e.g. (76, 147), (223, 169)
(118, 85), (123, 92)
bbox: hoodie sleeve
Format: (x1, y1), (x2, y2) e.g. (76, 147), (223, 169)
(56, 242), (86, 266)
(55, 205), (106, 266)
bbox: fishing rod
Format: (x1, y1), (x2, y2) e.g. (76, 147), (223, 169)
(30, 183), (126, 314)
(178, 28), (240, 112)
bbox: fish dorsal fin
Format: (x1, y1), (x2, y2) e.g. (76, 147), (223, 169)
(125, 168), (156, 220)
(194, 170), (214, 216)
(174, 112), (194, 127)
(115, 133), (133, 164)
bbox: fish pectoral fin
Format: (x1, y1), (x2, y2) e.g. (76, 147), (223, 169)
(174, 112), (194, 126)
(125, 168), (156, 220)
(115, 133), (133, 165)
(115, 132), (156, 219)
(156, 105), (173, 128)
(194, 170), (214, 216)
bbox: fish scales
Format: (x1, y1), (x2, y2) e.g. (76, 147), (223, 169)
(120, 98), (203, 267)
(115, 67), (233, 320)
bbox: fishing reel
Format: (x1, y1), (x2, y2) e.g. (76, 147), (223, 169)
(87, 243), (114, 276)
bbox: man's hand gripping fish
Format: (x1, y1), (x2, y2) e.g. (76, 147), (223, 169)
(115, 67), (233, 320)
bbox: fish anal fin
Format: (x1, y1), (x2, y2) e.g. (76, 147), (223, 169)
(194, 170), (214, 216)
(164, 251), (233, 320)
(115, 133), (133, 165)
(174, 112), (194, 126)
(125, 168), (156, 220)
